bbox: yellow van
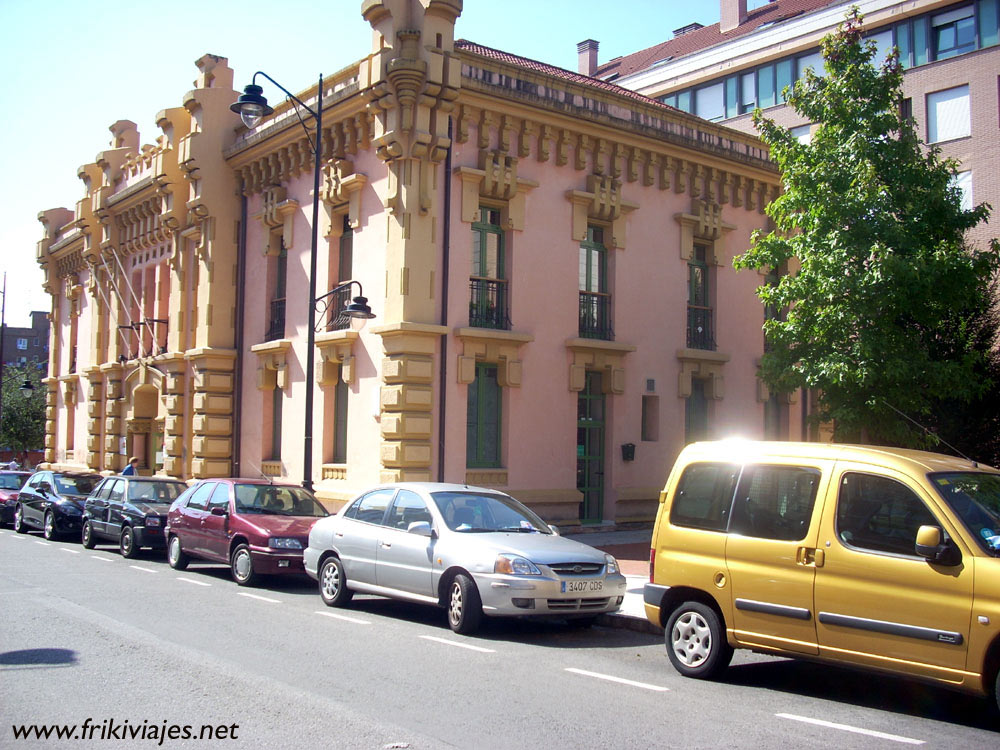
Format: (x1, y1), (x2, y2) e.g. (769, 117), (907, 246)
(644, 440), (1000, 710)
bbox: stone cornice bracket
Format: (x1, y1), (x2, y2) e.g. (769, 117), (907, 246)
(565, 338), (636, 394)
(565, 174), (638, 249)
(321, 160), (367, 234)
(454, 150), (539, 231)
(315, 329), (361, 386)
(677, 348), (730, 400)
(254, 186), (299, 256)
(674, 198), (737, 264)
(250, 340), (291, 391)
(455, 328), (533, 388)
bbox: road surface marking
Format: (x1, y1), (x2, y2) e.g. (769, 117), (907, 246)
(176, 577), (211, 587)
(237, 592), (281, 603)
(419, 635), (496, 653)
(776, 714), (924, 745)
(90, 555), (112, 562)
(565, 668), (669, 692)
(7, 534), (26, 540)
(34, 541), (51, 546)
(60, 548), (81, 554)
(315, 610), (371, 625)
(129, 565), (157, 573)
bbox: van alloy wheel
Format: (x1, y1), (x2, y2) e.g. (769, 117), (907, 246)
(665, 601), (733, 679)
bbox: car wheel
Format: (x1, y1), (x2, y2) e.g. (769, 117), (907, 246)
(665, 601), (733, 679)
(119, 526), (139, 559)
(43, 512), (57, 541)
(319, 556), (353, 607)
(230, 544), (257, 586)
(13, 505), (26, 534)
(81, 521), (96, 549)
(167, 535), (189, 570)
(447, 573), (483, 635)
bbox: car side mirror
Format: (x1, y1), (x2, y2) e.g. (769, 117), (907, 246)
(407, 521), (434, 537)
(915, 525), (960, 565)
(210, 506), (228, 517)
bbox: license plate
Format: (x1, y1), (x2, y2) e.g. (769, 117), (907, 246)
(561, 580), (603, 594)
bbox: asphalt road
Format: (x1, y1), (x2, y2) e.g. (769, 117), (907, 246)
(1, 526), (998, 749)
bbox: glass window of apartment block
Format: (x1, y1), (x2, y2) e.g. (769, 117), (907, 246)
(796, 51), (824, 79)
(740, 71), (756, 113)
(932, 5), (976, 59)
(776, 59), (794, 101)
(17, 338), (27, 350)
(927, 85), (971, 142)
(725, 76), (739, 119)
(951, 170), (973, 211)
(677, 90), (692, 113)
(789, 124), (812, 144)
(579, 226), (612, 340)
(695, 81), (725, 121)
(267, 239), (287, 341)
(687, 244), (714, 350)
(867, 29), (895, 64)
(980, 0), (1000, 47)
(757, 64), (776, 108)
(467, 362), (501, 468)
(470, 207), (509, 329)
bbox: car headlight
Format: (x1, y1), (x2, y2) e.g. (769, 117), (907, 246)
(494, 553), (541, 575)
(61, 504), (83, 515)
(268, 537), (303, 550)
(604, 554), (619, 575)
(145, 515), (162, 527)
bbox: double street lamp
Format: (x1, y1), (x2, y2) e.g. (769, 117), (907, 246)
(231, 74), (375, 491)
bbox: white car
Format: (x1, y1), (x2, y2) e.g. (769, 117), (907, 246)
(304, 483), (627, 634)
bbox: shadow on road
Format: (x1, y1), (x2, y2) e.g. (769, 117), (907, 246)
(723, 657), (1000, 732)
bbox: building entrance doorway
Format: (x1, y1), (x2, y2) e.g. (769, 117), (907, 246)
(576, 371), (605, 523)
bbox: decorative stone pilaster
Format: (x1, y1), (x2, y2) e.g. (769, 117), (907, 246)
(100, 362), (125, 471)
(187, 348), (236, 478)
(84, 366), (104, 469)
(42, 377), (58, 463)
(159, 353), (188, 477)
(375, 323), (447, 483)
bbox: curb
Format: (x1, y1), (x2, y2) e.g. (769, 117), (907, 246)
(598, 612), (664, 636)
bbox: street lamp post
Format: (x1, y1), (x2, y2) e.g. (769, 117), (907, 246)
(231, 74), (375, 491)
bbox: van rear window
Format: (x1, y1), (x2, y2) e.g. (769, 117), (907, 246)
(670, 463), (739, 532)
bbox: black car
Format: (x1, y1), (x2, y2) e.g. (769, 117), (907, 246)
(15, 471), (102, 539)
(0, 470), (32, 526)
(82, 476), (188, 557)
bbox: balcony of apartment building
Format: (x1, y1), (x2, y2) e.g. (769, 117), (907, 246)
(469, 277), (511, 331)
(579, 291), (614, 341)
(686, 304), (716, 351)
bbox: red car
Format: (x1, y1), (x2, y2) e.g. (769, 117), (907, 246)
(0, 471), (32, 527)
(164, 479), (328, 586)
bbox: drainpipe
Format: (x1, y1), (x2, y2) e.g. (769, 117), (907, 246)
(233, 180), (248, 477)
(437, 117), (453, 482)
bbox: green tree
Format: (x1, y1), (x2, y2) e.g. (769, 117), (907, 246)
(734, 8), (1000, 446)
(0, 363), (45, 453)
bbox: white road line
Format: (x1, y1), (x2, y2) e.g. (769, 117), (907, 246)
(565, 668), (669, 692)
(315, 610), (372, 625)
(7, 534), (26, 540)
(176, 577), (211, 587)
(776, 714), (924, 745)
(129, 565), (157, 573)
(90, 555), (113, 562)
(237, 592), (281, 603)
(419, 635), (496, 653)
(34, 540), (51, 546)
(60, 548), (81, 554)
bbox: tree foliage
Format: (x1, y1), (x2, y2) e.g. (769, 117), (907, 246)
(734, 8), (1000, 448)
(0, 363), (45, 452)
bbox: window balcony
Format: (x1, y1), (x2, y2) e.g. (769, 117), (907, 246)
(579, 292), (613, 340)
(266, 298), (286, 341)
(321, 285), (355, 332)
(687, 305), (716, 350)
(469, 278), (511, 330)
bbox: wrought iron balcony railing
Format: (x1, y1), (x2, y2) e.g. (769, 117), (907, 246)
(687, 305), (716, 350)
(321, 285), (354, 332)
(469, 278), (511, 330)
(579, 292), (613, 340)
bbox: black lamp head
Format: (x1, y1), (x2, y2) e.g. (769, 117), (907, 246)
(230, 84), (274, 129)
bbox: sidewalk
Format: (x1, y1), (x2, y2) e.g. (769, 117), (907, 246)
(565, 529), (662, 634)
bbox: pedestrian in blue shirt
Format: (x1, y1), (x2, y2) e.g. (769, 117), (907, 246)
(122, 457), (139, 476)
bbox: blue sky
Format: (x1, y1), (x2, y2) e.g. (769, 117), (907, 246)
(0, 0), (724, 325)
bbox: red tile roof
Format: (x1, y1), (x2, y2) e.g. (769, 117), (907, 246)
(595, 0), (840, 79)
(456, 39), (677, 111)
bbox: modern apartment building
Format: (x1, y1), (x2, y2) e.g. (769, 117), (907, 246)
(36, 0), (795, 526)
(1, 310), (49, 372)
(586, 0), (1000, 251)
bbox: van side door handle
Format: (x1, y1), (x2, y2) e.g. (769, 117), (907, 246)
(796, 547), (825, 567)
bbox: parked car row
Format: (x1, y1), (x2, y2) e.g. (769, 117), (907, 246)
(3, 472), (625, 635)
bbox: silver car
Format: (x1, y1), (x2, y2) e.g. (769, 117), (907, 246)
(304, 483), (627, 634)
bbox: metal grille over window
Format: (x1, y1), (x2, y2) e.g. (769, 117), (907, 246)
(578, 226), (612, 340)
(470, 207), (510, 330)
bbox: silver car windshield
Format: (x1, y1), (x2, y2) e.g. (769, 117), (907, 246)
(430, 491), (551, 534)
(931, 472), (1000, 555)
